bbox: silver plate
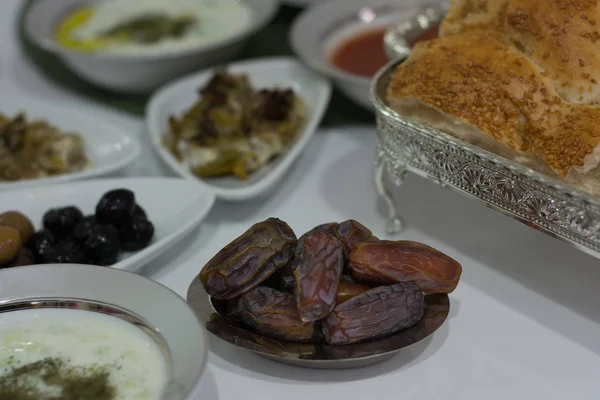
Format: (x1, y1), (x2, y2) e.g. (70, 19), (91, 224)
(372, 7), (600, 260)
(187, 276), (449, 369)
(0, 264), (208, 400)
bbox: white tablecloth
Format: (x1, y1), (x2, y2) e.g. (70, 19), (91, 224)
(3, 1), (600, 399)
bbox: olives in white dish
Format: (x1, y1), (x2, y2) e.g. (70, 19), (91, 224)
(120, 216), (154, 251)
(2, 188), (156, 269)
(82, 225), (120, 266)
(44, 239), (86, 264)
(95, 189), (136, 226)
(71, 215), (98, 244)
(26, 229), (56, 261)
(43, 206), (84, 238)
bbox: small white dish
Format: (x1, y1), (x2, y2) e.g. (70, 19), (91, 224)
(0, 177), (215, 272)
(0, 263), (208, 400)
(146, 57), (332, 201)
(24, 0), (280, 93)
(0, 95), (141, 190)
(290, 0), (425, 110)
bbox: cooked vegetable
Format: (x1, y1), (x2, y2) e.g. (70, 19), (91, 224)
(0, 112), (89, 181)
(164, 70), (307, 181)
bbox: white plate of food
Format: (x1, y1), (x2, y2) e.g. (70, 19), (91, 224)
(0, 263), (208, 400)
(25, 0), (279, 93)
(0, 96), (141, 190)
(0, 177), (215, 272)
(146, 57), (332, 201)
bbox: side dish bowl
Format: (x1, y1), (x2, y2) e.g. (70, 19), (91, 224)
(187, 277), (450, 369)
(0, 95), (140, 190)
(290, 0), (425, 110)
(145, 57), (332, 201)
(23, 0), (280, 93)
(0, 264), (208, 400)
(0, 177), (215, 272)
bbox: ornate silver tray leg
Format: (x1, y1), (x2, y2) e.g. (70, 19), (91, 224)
(374, 143), (404, 234)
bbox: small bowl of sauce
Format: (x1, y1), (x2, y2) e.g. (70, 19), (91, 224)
(291, 0), (442, 110)
(330, 24), (439, 78)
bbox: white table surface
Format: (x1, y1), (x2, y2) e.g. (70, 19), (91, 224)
(3, 1), (600, 399)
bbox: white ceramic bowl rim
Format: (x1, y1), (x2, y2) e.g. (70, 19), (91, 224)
(24, 0), (280, 61)
(290, 0), (429, 84)
(0, 263), (208, 400)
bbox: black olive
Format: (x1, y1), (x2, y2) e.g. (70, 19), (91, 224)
(44, 240), (85, 264)
(133, 204), (147, 219)
(26, 230), (56, 261)
(43, 206), (84, 237)
(71, 215), (98, 244)
(82, 225), (120, 266)
(120, 216), (154, 251)
(95, 189), (136, 226)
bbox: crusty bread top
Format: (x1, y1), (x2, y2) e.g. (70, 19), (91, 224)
(441, 0), (600, 105)
(387, 0), (600, 177)
(387, 31), (600, 176)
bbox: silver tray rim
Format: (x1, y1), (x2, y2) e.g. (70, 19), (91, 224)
(370, 59), (600, 208)
(186, 276), (450, 369)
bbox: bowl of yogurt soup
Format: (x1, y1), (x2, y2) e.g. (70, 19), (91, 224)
(0, 264), (208, 400)
(290, 0), (438, 110)
(24, 0), (279, 93)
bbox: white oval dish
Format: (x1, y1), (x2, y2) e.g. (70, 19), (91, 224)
(290, 0), (426, 110)
(24, 0), (280, 93)
(0, 95), (141, 190)
(0, 177), (215, 272)
(146, 57), (332, 201)
(0, 263), (208, 400)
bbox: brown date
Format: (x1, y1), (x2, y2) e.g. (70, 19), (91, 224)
(322, 282), (426, 345)
(200, 218), (297, 299)
(349, 241), (462, 294)
(234, 286), (316, 343)
(334, 220), (378, 259)
(280, 223), (338, 293)
(336, 281), (371, 304)
(294, 231), (344, 322)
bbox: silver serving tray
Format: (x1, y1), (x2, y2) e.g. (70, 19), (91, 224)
(187, 277), (449, 369)
(372, 7), (600, 259)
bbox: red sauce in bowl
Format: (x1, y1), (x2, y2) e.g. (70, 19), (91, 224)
(330, 28), (388, 78)
(330, 24), (440, 78)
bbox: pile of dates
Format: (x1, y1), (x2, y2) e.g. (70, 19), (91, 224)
(200, 218), (462, 346)
(0, 188), (155, 269)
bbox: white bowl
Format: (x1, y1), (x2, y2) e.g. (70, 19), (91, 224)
(24, 0), (280, 93)
(0, 177), (215, 272)
(290, 0), (426, 110)
(146, 57), (332, 201)
(0, 263), (208, 400)
(0, 95), (140, 190)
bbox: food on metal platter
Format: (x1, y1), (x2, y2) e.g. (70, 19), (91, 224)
(199, 218), (297, 300)
(349, 241), (462, 294)
(199, 218), (462, 346)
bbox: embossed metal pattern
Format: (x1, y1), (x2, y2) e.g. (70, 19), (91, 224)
(186, 277), (449, 369)
(372, 8), (600, 258)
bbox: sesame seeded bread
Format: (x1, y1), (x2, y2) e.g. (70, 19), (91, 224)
(387, 0), (600, 196)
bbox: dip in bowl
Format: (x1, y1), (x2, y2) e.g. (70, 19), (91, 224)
(24, 0), (279, 93)
(291, 0), (438, 110)
(0, 264), (207, 400)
